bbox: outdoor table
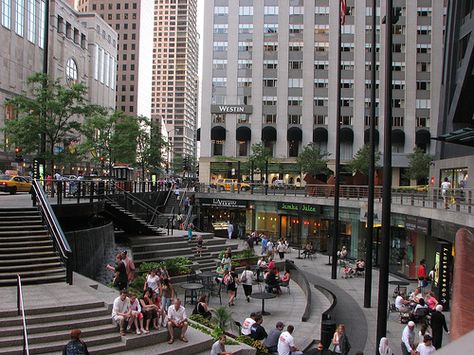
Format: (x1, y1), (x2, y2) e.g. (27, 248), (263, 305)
(389, 280), (410, 295)
(181, 282), (204, 305)
(251, 292), (276, 316)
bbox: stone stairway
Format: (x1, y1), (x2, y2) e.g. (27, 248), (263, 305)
(103, 200), (166, 236)
(0, 208), (66, 286)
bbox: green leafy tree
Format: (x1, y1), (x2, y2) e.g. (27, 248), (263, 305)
(347, 144), (381, 176)
(249, 143), (272, 173)
(3, 73), (94, 174)
(406, 147), (432, 184)
(111, 114), (140, 164)
(297, 144), (330, 178)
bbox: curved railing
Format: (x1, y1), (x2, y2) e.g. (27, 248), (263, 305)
(32, 179), (73, 284)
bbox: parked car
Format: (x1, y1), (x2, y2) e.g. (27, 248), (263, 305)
(0, 175), (32, 194)
(214, 178), (251, 191)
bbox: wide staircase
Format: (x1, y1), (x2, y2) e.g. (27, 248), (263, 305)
(0, 208), (66, 286)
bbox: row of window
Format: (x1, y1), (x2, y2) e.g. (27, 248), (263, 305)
(90, 2), (137, 11)
(1, 0), (45, 48)
(94, 44), (116, 89)
(210, 112), (430, 128)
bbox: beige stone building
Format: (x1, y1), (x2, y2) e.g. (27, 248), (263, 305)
(0, 0), (116, 169)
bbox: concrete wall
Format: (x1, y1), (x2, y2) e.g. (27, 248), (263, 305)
(65, 221), (114, 280)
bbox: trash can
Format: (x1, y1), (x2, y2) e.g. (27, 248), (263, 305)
(320, 319), (336, 349)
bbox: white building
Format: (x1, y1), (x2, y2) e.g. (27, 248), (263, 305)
(199, 0), (445, 186)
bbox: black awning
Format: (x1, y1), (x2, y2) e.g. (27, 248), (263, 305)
(313, 127), (328, 142)
(236, 126), (251, 141)
(211, 126), (226, 140)
(196, 128), (200, 142)
(392, 129), (405, 145)
(340, 127), (354, 143)
(287, 127), (303, 141)
(262, 126), (277, 141)
(434, 128), (474, 147)
(415, 129), (431, 146)
(364, 128), (379, 145)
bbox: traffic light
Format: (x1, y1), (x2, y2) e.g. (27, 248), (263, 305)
(15, 147), (21, 155)
(14, 147), (23, 162)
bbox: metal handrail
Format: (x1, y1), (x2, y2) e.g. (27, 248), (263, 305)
(32, 179), (73, 284)
(17, 275), (30, 355)
(150, 186), (174, 225)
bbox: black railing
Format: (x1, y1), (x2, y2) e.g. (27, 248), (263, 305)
(17, 275), (30, 355)
(150, 186), (174, 225)
(32, 179), (73, 284)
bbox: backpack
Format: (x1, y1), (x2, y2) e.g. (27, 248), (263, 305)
(241, 271), (247, 283)
(223, 273), (233, 286)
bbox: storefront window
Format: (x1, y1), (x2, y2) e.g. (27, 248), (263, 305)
(440, 167), (468, 189)
(256, 212), (278, 237)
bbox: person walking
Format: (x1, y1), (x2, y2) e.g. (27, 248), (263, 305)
(441, 177), (451, 209)
(63, 329), (89, 355)
(416, 334), (436, 355)
(277, 240), (286, 260)
(240, 265), (255, 302)
(187, 223), (194, 242)
(400, 321), (416, 355)
(227, 221), (234, 240)
(431, 305), (449, 349)
(330, 324), (351, 355)
(417, 259), (427, 289)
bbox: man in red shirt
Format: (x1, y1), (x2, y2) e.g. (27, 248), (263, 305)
(417, 259), (426, 289)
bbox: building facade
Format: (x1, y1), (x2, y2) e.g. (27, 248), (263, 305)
(76, 0), (153, 118)
(0, 0), (116, 170)
(151, 0), (199, 163)
(199, 0), (445, 185)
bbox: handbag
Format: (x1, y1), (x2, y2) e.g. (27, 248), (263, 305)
(328, 342), (336, 352)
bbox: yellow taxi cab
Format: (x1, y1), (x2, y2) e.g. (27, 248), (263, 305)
(0, 175), (33, 194)
(215, 178), (251, 191)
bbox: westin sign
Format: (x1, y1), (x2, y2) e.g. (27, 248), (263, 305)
(211, 105), (253, 114)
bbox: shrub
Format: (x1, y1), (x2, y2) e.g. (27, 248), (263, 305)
(235, 336), (270, 354)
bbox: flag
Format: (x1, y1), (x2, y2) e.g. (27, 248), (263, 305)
(340, 0), (347, 25)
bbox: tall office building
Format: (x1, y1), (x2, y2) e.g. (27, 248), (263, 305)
(151, 0), (198, 162)
(199, 0), (445, 185)
(76, 0), (153, 118)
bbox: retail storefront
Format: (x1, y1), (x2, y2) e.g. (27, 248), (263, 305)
(198, 198), (251, 238)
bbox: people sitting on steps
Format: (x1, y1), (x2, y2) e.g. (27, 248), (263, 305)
(167, 298), (188, 344)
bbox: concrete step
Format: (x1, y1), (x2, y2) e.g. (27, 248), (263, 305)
(0, 261), (62, 272)
(0, 332), (122, 355)
(0, 225), (45, 231)
(0, 230), (48, 237)
(0, 256), (61, 266)
(0, 220), (42, 226)
(0, 267), (65, 280)
(134, 254), (195, 264)
(0, 274), (66, 287)
(0, 245), (55, 254)
(0, 240), (53, 248)
(0, 251), (59, 260)
(0, 235), (50, 243)
(133, 247), (194, 260)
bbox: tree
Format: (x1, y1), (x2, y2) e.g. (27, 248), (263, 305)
(406, 147), (432, 184)
(79, 110), (139, 172)
(3, 73), (94, 174)
(297, 144), (330, 178)
(347, 144), (381, 176)
(249, 143), (272, 173)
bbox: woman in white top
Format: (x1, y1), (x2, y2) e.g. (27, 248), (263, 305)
(221, 252), (231, 271)
(144, 270), (160, 293)
(240, 265), (255, 302)
(378, 337), (393, 355)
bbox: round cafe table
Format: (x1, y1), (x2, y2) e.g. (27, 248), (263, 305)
(251, 292), (276, 316)
(181, 282), (204, 305)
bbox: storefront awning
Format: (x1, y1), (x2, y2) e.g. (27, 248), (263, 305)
(433, 128), (474, 147)
(287, 127), (303, 142)
(392, 129), (405, 145)
(236, 126), (251, 141)
(211, 126), (226, 140)
(313, 127), (328, 143)
(364, 128), (379, 145)
(262, 126), (277, 141)
(340, 127), (354, 143)
(415, 129), (431, 146)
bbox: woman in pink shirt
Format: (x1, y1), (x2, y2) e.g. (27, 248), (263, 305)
(426, 291), (438, 310)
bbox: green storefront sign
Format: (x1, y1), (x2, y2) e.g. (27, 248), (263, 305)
(278, 202), (319, 214)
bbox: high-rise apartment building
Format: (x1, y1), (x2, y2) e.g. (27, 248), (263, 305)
(76, 0), (153, 118)
(199, 0), (445, 185)
(151, 0), (198, 161)
(0, 0), (116, 169)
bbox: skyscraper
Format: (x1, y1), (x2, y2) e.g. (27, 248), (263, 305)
(151, 0), (198, 162)
(76, 0), (153, 118)
(199, 0), (445, 186)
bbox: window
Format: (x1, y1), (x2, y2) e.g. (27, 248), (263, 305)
(1, 0), (11, 28)
(214, 6), (228, 16)
(288, 78), (303, 88)
(289, 6), (304, 15)
(264, 24), (278, 33)
(238, 42), (252, 52)
(263, 96), (277, 106)
(213, 140), (224, 156)
(65, 58), (78, 84)
(104, 53), (110, 86)
(289, 24), (303, 34)
(237, 59), (252, 69)
(99, 47), (104, 83)
(264, 114), (276, 123)
(263, 79), (277, 87)
(289, 43), (303, 51)
(289, 61), (302, 70)
(38, 0), (44, 47)
(213, 41), (228, 52)
(416, 99), (431, 109)
(264, 6), (278, 15)
(213, 24), (228, 34)
(15, 0), (24, 36)
(27, 0), (35, 43)
(392, 117), (404, 127)
(263, 61), (277, 70)
(315, 6), (330, 15)
(288, 97), (302, 106)
(239, 24), (253, 34)
(416, 117), (430, 128)
(416, 81), (430, 91)
(288, 115), (301, 124)
(392, 99), (404, 108)
(239, 6), (253, 16)
(314, 115), (327, 125)
(417, 62), (430, 72)
(264, 43), (277, 51)
(213, 59), (227, 70)
(340, 116), (353, 125)
(288, 141), (299, 157)
(238, 141), (249, 156)
(94, 45), (99, 80)
(417, 44), (431, 54)
(57, 15), (63, 33)
(237, 114), (250, 123)
(314, 79), (328, 88)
